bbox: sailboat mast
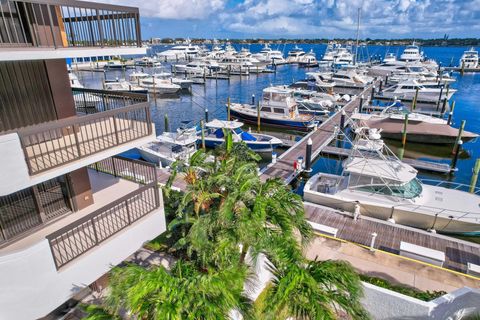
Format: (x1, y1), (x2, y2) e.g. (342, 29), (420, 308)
(354, 7), (361, 65)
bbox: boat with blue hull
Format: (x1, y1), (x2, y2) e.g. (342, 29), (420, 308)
(229, 86), (320, 131)
(201, 119), (283, 152)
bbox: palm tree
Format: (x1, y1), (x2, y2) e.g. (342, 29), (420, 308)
(105, 261), (252, 320)
(260, 259), (369, 319)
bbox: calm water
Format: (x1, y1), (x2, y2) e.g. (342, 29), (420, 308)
(77, 44), (480, 189)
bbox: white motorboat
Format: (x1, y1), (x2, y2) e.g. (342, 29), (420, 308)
(229, 86), (320, 131)
(68, 72), (84, 88)
(138, 128), (198, 167)
(333, 46), (354, 66)
(153, 72), (193, 90)
(217, 54), (264, 73)
(104, 80), (148, 93)
(104, 59), (125, 69)
(326, 69), (373, 88)
(286, 45), (306, 63)
(383, 53), (397, 63)
(400, 43), (424, 62)
(135, 56), (161, 67)
(156, 43), (200, 61)
(201, 119), (283, 152)
(379, 79), (456, 102)
(139, 77), (181, 94)
(303, 137), (480, 235)
(251, 43), (286, 64)
(459, 47), (479, 69)
(298, 49), (318, 66)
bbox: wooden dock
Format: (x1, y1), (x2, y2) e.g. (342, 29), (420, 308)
(321, 145), (452, 174)
(260, 82), (377, 183)
(304, 202), (480, 274)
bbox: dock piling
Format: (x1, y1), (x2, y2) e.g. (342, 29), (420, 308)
(370, 86), (375, 102)
(257, 101), (261, 132)
(436, 86), (444, 111)
(440, 98), (448, 116)
(450, 140), (463, 171)
(359, 95), (364, 113)
(379, 80), (383, 92)
(469, 159), (480, 193)
(452, 120), (465, 155)
(412, 87), (419, 110)
(402, 113), (409, 148)
(305, 138), (313, 172)
(370, 232), (377, 251)
(251, 94), (255, 105)
(164, 114), (169, 132)
(205, 108), (209, 122)
(200, 120), (206, 150)
(447, 101), (456, 125)
(227, 97), (231, 121)
(340, 110), (346, 130)
(461, 60), (465, 76)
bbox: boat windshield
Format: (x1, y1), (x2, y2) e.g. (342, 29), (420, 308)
(357, 179), (422, 199)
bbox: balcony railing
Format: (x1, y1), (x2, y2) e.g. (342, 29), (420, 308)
(0, 0), (141, 48)
(73, 87), (148, 115)
(47, 157), (159, 269)
(17, 91), (152, 175)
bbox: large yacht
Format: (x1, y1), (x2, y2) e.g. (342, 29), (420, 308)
(298, 49), (318, 66)
(251, 43), (286, 64)
(286, 45), (306, 63)
(156, 43), (201, 61)
(459, 47), (479, 69)
(400, 43), (424, 62)
(303, 135), (480, 235)
(229, 86), (320, 131)
(334, 46), (354, 66)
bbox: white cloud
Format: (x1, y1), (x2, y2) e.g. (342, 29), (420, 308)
(97, 0), (226, 19)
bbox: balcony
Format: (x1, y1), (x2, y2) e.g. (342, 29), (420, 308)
(0, 89), (155, 196)
(0, 0), (145, 60)
(0, 157), (166, 320)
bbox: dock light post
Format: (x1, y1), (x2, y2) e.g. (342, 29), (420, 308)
(205, 108), (209, 122)
(305, 138), (313, 172)
(164, 114), (169, 132)
(251, 94), (255, 105)
(370, 232), (378, 251)
(271, 152), (277, 164)
(469, 159), (480, 193)
(340, 110), (346, 130)
(447, 101), (456, 125)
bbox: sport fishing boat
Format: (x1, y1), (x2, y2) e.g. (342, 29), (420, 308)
(303, 135), (480, 235)
(459, 47), (479, 69)
(383, 53), (397, 63)
(153, 72), (194, 90)
(298, 49), (318, 67)
(139, 77), (181, 94)
(229, 86), (320, 131)
(251, 43), (286, 64)
(104, 80), (148, 94)
(351, 101), (478, 144)
(156, 43), (200, 61)
(201, 119), (283, 152)
(135, 56), (162, 67)
(138, 128), (198, 167)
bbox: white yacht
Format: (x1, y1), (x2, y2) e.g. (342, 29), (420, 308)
(303, 137), (480, 235)
(251, 43), (286, 64)
(153, 72), (194, 90)
(320, 41), (337, 65)
(135, 56), (161, 67)
(104, 80), (147, 93)
(156, 43), (201, 61)
(68, 72), (84, 88)
(138, 128), (198, 167)
(286, 45), (306, 63)
(138, 76), (181, 94)
(217, 54), (264, 73)
(380, 79), (456, 102)
(459, 47), (479, 69)
(400, 43), (424, 62)
(334, 47), (354, 66)
(174, 60), (220, 74)
(327, 69), (374, 88)
(383, 53), (397, 63)
(304, 72), (337, 89)
(298, 49), (318, 65)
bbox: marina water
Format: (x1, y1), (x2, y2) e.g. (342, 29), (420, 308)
(77, 44), (480, 222)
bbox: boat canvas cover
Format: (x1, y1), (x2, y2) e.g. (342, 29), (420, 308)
(344, 157), (417, 184)
(205, 119), (244, 129)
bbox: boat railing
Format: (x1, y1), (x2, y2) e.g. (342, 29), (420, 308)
(420, 178), (480, 195)
(391, 202), (480, 222)
(0, 0), (141, 48)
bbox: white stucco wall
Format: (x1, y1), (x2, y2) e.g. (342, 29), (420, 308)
(361, 282), (480, 320)
(0, 209), (166, 320)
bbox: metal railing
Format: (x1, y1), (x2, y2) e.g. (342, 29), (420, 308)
(17, 100), (152, 175)
(72, 87), (148, 115)
(46, 182), (159, 269)
(89, 155), (157, 185)
(0, 0), (141, 48)
(420, 179), (480, 195)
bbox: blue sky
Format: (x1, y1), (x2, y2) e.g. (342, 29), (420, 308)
(101, 0), (480, 39)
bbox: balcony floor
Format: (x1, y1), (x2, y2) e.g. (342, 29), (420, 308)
(0, 169), (142, 255)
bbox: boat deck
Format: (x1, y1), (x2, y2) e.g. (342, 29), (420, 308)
(261, 82), (377, 183)
(305, 202), (480, 274)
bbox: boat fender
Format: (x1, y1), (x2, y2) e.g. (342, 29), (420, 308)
(353, 201), (361, 221)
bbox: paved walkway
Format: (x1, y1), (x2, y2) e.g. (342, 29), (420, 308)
(306, 235), (480, 293)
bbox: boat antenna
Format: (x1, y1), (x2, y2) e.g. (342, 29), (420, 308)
(354, 7), (361, 65)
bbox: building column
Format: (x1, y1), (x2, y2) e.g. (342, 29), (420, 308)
(68, 167), (94, 211)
